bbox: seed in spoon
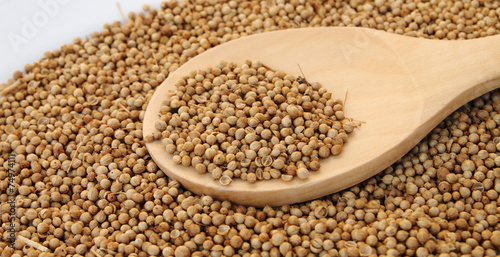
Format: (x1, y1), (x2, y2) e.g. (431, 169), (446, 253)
(219, 175), (232, 186)
(155, 60), (358, 184)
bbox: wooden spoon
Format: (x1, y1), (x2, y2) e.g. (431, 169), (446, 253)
(144, 27), (500, 207)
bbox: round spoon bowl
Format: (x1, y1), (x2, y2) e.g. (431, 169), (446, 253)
(144, 27), (500, 207)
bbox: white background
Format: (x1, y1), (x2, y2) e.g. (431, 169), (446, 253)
(0, 0), (165, 84)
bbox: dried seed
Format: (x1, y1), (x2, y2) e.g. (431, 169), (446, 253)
(345, 241), (357, 248)
(255, 157), (262, 167)
(359, 245), (373, 256)
(88, 96), (99, 106)
(255, 169), (264, 180)
(245, 127), (255, 134)
(297, 168), (309, 180)
(262, 156), (273, 167)
(281, 174), (293, 182)
(472, 182), (484, 192)
(219, 175), (232, 186)
(196, 95), (207, 103)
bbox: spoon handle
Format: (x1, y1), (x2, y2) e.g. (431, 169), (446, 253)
(399, 34), (500, 109)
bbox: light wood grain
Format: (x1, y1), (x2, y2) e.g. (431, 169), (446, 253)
(144, 27), (500, 207)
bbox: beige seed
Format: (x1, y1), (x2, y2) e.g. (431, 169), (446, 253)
(220, 175), (232, 186)
(331, 145), (342, 156)
(262, 156), (273, 167)
(247, 173), (257, 183)
(359, 245), (372, 256)
(472, 182), (484, 192)
(301, 145), (313, 156)
(255, 157), (262, 167)
(461, 160), (475, 172)
(345, 241), (357, 248)
(88, 96), (99, 105)
(281, 174), (293, 182)
(318, 145), (330, 158)
(297, 168), (309, 180)
(272, 159), (285, 170)
(196, 95), (207, 103)
(18, 185), (31, 196)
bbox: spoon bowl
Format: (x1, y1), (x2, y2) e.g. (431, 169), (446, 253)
(144, 27), (500, 207)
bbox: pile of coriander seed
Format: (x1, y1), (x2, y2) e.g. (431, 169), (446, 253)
(0, 0), (499, 257)
(153, 60), (355, 184)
